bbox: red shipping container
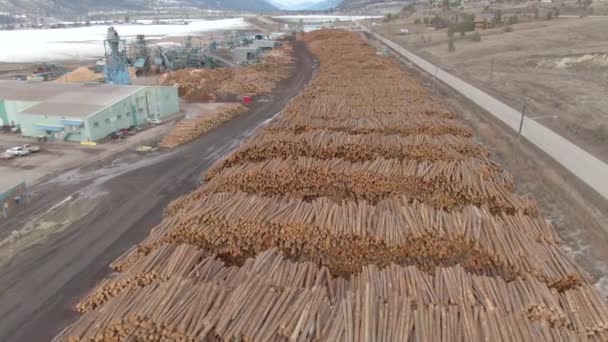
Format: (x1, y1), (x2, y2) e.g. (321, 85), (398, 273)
(242, 96), (253, 103)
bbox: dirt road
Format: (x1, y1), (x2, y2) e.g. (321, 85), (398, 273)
(0, 40), (315, 342)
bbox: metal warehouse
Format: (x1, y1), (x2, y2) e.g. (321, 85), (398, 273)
(0, 81), (179, 142)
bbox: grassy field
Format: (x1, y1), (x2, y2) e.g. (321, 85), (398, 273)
(372, 13), (608, 162)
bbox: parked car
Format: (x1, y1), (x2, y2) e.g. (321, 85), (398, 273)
(108, 131), (124, 140)
(149, 118), (162, 125)
(128, 125), (143, 132)
(6, 146), (30, 156)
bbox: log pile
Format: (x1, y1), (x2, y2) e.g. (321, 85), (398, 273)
(55, 30), (608, 341)
(57, 250), (607, 341)
(206, 131), (490, 175)
(159, 44), (294, 102)
(202, 157), (529, 213)
(159, 104), (246, 148)
(112, 192), (581, 287)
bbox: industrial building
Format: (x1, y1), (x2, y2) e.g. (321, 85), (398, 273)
(251, 39), (280, 50)
(0, 81), (179, 142)
(232, 47), (263, 64)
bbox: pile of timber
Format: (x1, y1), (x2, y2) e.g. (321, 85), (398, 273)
(58, 250), (608, 341)
(55, 30), (608, 342)
(110, 192), (580, 288)
(205, 131), (490, 175)
(266, 115), (474, 137)
(159, 104), (246, 148)
(160, 44), (294, 102)
(202, 157), (529, 213)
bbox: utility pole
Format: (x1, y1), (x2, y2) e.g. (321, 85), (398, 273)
(489, 57), (494, 82)
(518, 99), (527, 137)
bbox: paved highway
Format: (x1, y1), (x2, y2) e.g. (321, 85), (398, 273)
(361, 25), (608, 201)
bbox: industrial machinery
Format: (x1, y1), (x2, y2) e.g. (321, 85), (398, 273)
(129, 34), (150, 75)
(144, 35), (239, 72)
(110, 31), (275, 76)
(103, 27), (132, 85)
(30, 63), (67, 81)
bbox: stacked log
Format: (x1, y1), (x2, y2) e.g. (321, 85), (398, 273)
(58, 249), (607, 341)
(159, 104), (246, 148)
(54, 30), (608, 342)
(112, 192), (580, 288)
(202, 157), (528, 214)
(159, 44), (294, 101)
(205, 131), (490, 177)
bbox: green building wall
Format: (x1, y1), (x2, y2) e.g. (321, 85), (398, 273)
(19, 113), (89, 142)
(0, 85), (179, 142)
(84, 86), (179, 142)
(3, 100), (37, 127)
(0, 100), (7, 125)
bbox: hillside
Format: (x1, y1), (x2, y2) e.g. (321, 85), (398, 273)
(267, 0), (343, 10)
(0, 0), (277, 18)
(338, 0), (410, 11)
(305, 0), (343, 10)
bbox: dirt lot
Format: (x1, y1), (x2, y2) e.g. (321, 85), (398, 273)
(0, 121), (177, 194)
(372, 16), (608, 162)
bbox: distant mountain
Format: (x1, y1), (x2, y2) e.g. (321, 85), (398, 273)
(267, 0), (342, 10)
(193, 0), (277, 11)
(0, 0), (277, 18)
(303, 0), (343, 10)
(337, 0), (410, 10)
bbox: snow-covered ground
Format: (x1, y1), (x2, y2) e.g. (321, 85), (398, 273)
(0, 18), (250, 63)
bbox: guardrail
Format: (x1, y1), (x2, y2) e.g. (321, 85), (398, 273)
(360, 24), (608, 201)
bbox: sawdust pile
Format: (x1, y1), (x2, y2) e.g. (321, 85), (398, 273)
(54, 66), (137, 84)
(159, 44), (294, 102)
(54, 66), (103, 83)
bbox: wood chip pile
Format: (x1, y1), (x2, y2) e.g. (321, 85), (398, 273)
(159, 45), (294, 102)
(159, 104), (246, 148)
(54, 66), (104, 83)
(55, 30), (608, 341)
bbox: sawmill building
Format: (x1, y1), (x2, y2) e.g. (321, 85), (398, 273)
(0, 80), (179, 142)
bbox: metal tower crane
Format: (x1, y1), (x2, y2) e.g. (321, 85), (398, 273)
(103, 27), (132, 85)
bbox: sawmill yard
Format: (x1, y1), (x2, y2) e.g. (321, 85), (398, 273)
(156, 43), (295, 149)
(372, 15), (608, 162)
(0, 122), (176, 193)
(0, 42), (295, 193)
(0, 17), (607, 341)
(0, 37), (315, 341)
(52, 30), (608, 341)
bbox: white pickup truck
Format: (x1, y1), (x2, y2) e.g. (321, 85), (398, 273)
(6, 146), (30, 156)
(5, 144), (40, 157)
